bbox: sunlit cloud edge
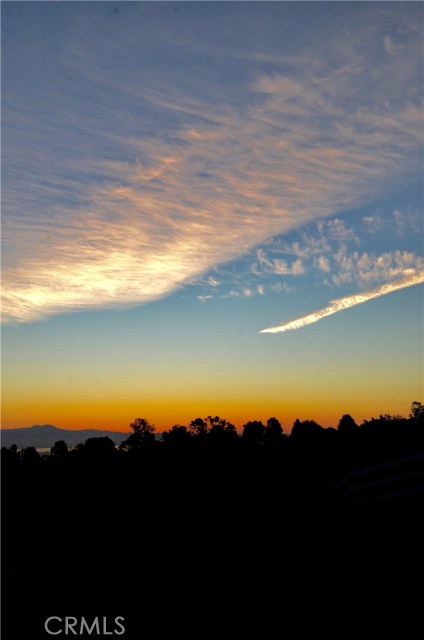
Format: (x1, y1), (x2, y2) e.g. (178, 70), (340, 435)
(259, 272), (424, 334)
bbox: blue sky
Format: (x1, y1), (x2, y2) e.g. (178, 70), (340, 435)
(2, 2), (423, 430)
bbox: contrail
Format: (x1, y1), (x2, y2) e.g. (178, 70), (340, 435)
(259, 271), (424, 334)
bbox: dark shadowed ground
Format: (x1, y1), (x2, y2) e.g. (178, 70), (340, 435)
(2, 414), (424, 638)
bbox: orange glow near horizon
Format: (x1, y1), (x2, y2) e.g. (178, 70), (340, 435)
(2, 391), (418, 434)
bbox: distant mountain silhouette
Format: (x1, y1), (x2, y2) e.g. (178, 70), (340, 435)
(0, 424), (130, 449)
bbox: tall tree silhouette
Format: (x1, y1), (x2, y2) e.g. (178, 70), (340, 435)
(120, 418), (155, 450)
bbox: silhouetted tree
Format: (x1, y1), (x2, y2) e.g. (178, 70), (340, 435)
(120, 418), (155, 450)
(361, 414), (404, 432)
(189, 417), (208, 439)
(21, 446), (40, 465)
(10, 444), (18, 457)
(337, 414), (358, 433)
(291, 419), (323, 442)
(410, 401), (424, 422)
(50, 440), (69, 459)
(187, 416), (237, 446)
(242, 420), (265, 445)
(1, 444), (20, 468)
(205, 416), (238, 445)
(72, 437), (117, 463)
(162, 425), (191, 446)
(264, 417), (283, 445)
(85, 436), (116, 456)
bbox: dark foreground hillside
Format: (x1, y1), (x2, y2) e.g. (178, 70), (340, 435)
(2, 409), (424, 638)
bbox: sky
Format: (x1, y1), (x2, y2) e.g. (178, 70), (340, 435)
(1, 1), (423, 433)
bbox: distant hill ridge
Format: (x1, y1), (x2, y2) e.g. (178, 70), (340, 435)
(0, 424), (130, 449)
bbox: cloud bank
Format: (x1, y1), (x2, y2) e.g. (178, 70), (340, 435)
(2, 4), (422, 322)
(260, 272), (424, 334)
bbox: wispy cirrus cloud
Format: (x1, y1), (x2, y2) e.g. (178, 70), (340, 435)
(260, 271), (424, 334)
(2, 4), (422, 322)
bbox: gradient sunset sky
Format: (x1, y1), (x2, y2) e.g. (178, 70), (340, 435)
(2, 1), (423, 432)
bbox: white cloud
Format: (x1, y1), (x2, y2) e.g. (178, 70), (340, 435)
(266, 218), (423, 291)
(197, 295), (213, 303)
(362, 215), (383, 232)
(384, 35), (403, 56)
(314, 256), (331, 273)
(271, 218), (358, 262)
(213, 211), (422, 304)
(255, 248), (305, 277)
(271, 282), (292, 294)
(392, 209), (421, 237)
(273, 258), (305, 276)
(320, 219), (358, 243)
(208, 276), (220, 287)
(330, 248), (423, 288)
(260, 271), (424, 334)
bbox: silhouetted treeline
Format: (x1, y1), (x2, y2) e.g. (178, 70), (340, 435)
(3, 402), (424, 468)
(2, 402), (424, 639)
